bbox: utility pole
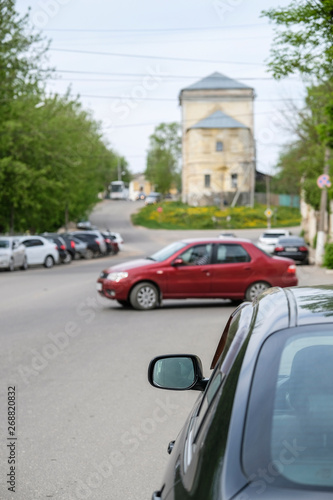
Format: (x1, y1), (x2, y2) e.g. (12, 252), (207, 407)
(315, 147), (331, 265)
(117, 158), (122, 181)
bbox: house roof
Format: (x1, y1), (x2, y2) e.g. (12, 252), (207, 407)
(190, 110), (247, 130)
(181, 72), (252, 91)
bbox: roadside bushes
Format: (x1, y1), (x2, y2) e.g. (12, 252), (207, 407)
(324, 243), (333, 269)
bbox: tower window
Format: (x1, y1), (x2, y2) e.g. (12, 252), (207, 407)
(216, 141), (223, 152)
(231, 173), (238, 188)
(204, 174), (211, 188)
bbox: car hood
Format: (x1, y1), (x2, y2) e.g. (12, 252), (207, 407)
(104, 258), (158, 273)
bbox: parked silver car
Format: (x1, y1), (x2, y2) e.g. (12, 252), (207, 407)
(0, 236), (28, 271)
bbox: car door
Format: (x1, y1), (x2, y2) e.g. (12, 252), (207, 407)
(210, 243), (255, 296)
(177, 304), (252, 497)
(12, 240), (24, 267)
(166, 243), (213, 297)
(21, 238), (44, 264)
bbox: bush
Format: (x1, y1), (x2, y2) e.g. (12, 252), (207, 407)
(323, 243), (333, 269)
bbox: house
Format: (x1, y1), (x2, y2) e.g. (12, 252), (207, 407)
(128, 173), (152, 201)
(179, 72), (256, 206)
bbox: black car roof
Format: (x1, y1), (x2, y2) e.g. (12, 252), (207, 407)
(251, 286), (333, 345)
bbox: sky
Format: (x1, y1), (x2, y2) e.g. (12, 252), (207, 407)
(16, 0), (305, 176)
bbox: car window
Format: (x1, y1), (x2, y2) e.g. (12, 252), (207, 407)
(278, 237), (305, 245)
(22, 239), (43, 247)
(243, 326), (333, 489)
(262, 232), (288, 239)
(179, 244), (212, 265)
(215, 243), (251, 263)
(0, 240), (10, 248)
(149, 241), (187, 262)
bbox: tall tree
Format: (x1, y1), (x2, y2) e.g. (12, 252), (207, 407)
(145, 122), (181, 194)
(262, 0), (333, 262)
(0, 2), (128, 233)
(0, 1), (50, 107)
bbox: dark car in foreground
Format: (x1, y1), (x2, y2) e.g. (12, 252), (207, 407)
(273, 236), (309, 264)
(148, 285), (333, 499)
(96, 238), (297, 310)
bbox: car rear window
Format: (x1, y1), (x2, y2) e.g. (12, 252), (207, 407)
(262, 233), (288, 239)
(0, 240), (9, 248)
(243, 325), (333, 489)
(278, 238), (305, 245)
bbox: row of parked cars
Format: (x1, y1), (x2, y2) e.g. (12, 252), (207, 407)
(0, 227), (124, 271)
(256, 229), (310, 264)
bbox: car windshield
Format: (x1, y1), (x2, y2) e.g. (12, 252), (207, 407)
(243, 326), (333, 489)
(0, 240), (10, 248)
(278, 237), (304, 245)
(149, 241), (188, 262)
(262, 233), (287, 239)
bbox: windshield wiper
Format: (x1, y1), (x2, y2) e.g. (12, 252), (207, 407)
(146, 256), (156, 261)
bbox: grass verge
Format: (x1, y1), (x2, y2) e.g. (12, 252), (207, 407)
(131, 202), (301, 230)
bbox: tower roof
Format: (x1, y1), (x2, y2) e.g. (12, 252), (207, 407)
(181, 72), (252, 91)
(190, 110), (247, 130)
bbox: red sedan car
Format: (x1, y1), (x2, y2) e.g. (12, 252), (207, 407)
(96, 238), (298, 310)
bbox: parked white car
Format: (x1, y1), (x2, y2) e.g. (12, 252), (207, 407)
(0, 236), (28, 271)
(256, 229), (291, 254)
(17, 235), (59, 268)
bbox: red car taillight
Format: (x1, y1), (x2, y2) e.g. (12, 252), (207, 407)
(70, 241), (75, 249)
(60, 244), (66, 250)
(299, 246), (307, 251)
(95, 239), (100, 246)
(287, 264), (296, 274)
(105, 238), (111, 244)
(275, 246), (284, 252)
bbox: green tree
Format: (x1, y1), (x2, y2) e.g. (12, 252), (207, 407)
(0, 2), (128, 233)
(262, 1), (333, 81)
(145, 122), (181, 194)
(0, 93), (123, 233)
(262, 1), (333, 261)
(271, 81), (333, 208)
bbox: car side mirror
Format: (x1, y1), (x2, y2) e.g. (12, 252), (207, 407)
(148, 354), (208, 391)
(173, 258), (184, 266)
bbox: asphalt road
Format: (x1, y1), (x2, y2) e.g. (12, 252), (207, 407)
(0, 200), (331, 500)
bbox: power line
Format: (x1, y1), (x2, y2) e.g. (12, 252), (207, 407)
(49, 48), (264, 66)
(65, 93), (304, 103)
(47, 69), (300, 80)
(44, 23), (268, 33)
